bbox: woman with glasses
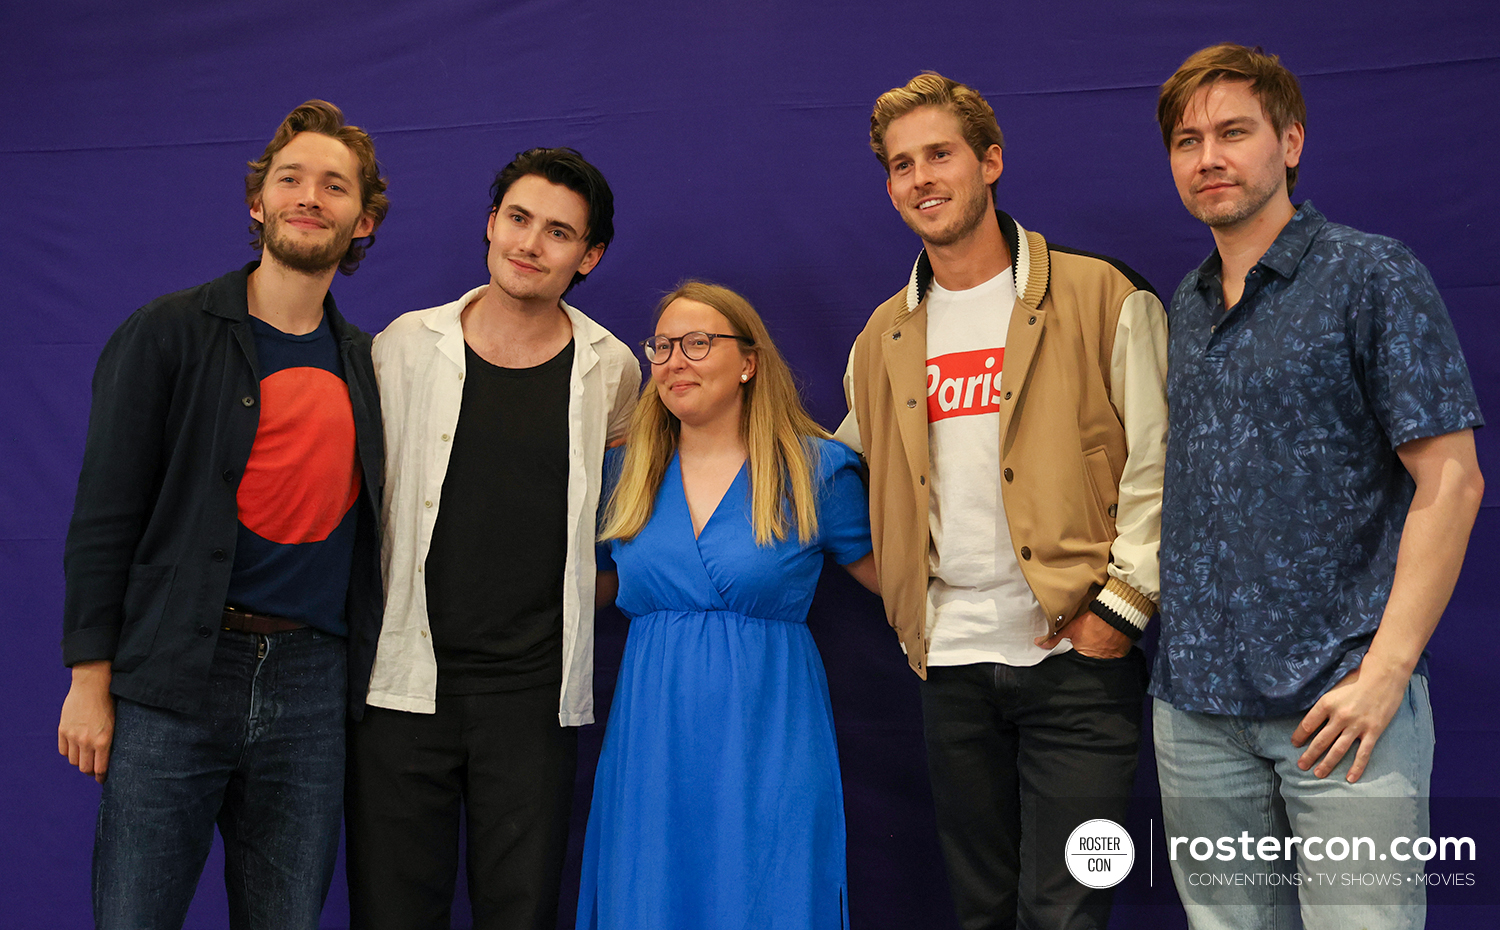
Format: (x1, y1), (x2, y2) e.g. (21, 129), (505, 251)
(577, 281), (877, 930)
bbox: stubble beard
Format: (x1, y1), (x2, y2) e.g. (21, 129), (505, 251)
(904, 179), (991, 249)
(262, 212), (359, 275)
(1188, 171), (1285, 230)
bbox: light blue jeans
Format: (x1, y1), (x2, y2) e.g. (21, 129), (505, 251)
(1153, 676), (1433, 930)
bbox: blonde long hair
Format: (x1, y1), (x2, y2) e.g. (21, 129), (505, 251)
(600, 281), (829, 546)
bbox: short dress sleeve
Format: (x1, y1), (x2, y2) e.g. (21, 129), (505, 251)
(813, 438), (873, 566)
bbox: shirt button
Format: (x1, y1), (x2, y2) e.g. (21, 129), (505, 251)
(197, 626), (212, 638)
(240, 396), (255, 407)
(420, 630), (428, 638)
(458, 372), (464, 381)
(1003, 468), (1014, 482)
(211, 548), (227, 561)
(906, 398), (917, 408)
(424, 500), (433, 508)
(441, 434), (451, 442)
(1020, 546), (1032, 560)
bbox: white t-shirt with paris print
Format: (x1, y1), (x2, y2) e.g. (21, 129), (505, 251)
(925, 271), (1064, 667)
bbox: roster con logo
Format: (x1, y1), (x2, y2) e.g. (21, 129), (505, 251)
(926, 348), (1006, 422)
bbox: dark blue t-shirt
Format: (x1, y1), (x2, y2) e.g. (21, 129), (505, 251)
(225, 314), (361, 635)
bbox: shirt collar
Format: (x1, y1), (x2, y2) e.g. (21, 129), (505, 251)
(1258, 201), (1326, 279)
(1191, 201), (1327, 292)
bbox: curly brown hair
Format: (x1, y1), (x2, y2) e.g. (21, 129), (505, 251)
(244, 100), (390, 275)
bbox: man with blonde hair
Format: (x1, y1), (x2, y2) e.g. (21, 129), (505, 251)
(840, 71), (1169, 929)
(58, 100), (389, 929)
(1153, 43), (1483, 929)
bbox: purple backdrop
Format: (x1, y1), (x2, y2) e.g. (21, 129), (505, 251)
(4, 1), (1497, 927)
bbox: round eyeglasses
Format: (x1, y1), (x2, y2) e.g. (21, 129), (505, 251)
(640, 331), (754, 365)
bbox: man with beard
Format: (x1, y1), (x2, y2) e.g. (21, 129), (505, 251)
(837, 72), (1168, 930)
(346, 148), (638, 930)
(1152, 45), (1483, 929)
(57, 100), (388, 930)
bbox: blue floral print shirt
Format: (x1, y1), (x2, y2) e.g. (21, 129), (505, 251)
(1152, 203), (1482, 716)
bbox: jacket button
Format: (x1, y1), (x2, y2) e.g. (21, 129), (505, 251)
(892, 331), (902, 340)
(197, 626), (211, 638)
(222, 469), (235, 482)
(1020, 546), (1032, 560)
(919, 475), (926, 486)
(1003, 468), (1013, 482)
(1028, 316), (1036, 325)
(241, 396), (255, 407)
(906, 398), (917, 408)
(1108, 503), (1118, 517)
(211, 548), (227, 561)
(1004, 391), (1012, 400)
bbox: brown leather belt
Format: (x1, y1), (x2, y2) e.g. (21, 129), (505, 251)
(222, 606), (307, 634)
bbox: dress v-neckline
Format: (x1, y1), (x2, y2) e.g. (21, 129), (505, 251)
(678, 454), (748, 540)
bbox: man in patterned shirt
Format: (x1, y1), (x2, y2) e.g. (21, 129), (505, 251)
(1153, 43), (1484, 929)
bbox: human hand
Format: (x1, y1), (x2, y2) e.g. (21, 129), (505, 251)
(1035, 609), (1131, 658)
(58, 661), (115, 783)
(1292, 659), (1408, 783)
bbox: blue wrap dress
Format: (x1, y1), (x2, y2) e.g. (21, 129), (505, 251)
(577, 438), (872, 930)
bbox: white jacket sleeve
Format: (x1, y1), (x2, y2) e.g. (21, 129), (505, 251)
(1094, 288), (1169, 634)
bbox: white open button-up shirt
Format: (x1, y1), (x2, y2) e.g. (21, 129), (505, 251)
(367, 285), (640, 725)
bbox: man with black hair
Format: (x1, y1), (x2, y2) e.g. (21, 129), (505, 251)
(347, 147), (639, 930)
(58, 99), (388, 930)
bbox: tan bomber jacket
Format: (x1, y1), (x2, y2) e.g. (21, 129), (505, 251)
(838, 211), (1168, 677)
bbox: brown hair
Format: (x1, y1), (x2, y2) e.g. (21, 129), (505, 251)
(244, 100), (390, 275)
(870, 71), (1004, 172)
(601, 281), (831, 547)
(1157, 43), (1307, 192)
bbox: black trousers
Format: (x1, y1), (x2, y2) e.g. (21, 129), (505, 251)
(346, 685), (578, 930)
(919, 650), (1147, 930)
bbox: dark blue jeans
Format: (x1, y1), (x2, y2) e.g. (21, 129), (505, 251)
(93, 627), (347, 930)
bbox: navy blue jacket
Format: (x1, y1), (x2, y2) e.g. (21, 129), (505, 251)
(62, 263), (384, 717)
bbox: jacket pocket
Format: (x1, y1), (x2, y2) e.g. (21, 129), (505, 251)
(1081, 446), (1117, 538)
(112, 563), (176, 673)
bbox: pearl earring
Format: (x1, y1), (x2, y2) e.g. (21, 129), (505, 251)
(741, 374), (748, 382)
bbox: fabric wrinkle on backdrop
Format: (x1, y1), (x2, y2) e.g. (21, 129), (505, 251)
(5, 1), (1497, 927)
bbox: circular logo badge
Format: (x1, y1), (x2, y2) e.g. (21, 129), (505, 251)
(1065, 819), (1134, 889)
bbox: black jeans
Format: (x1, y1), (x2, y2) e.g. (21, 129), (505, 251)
(919, 650), (1147, 930)
(345, 685), (578, 930)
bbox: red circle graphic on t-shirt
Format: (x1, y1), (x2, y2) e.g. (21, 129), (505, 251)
(237, 367), (362, 544)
